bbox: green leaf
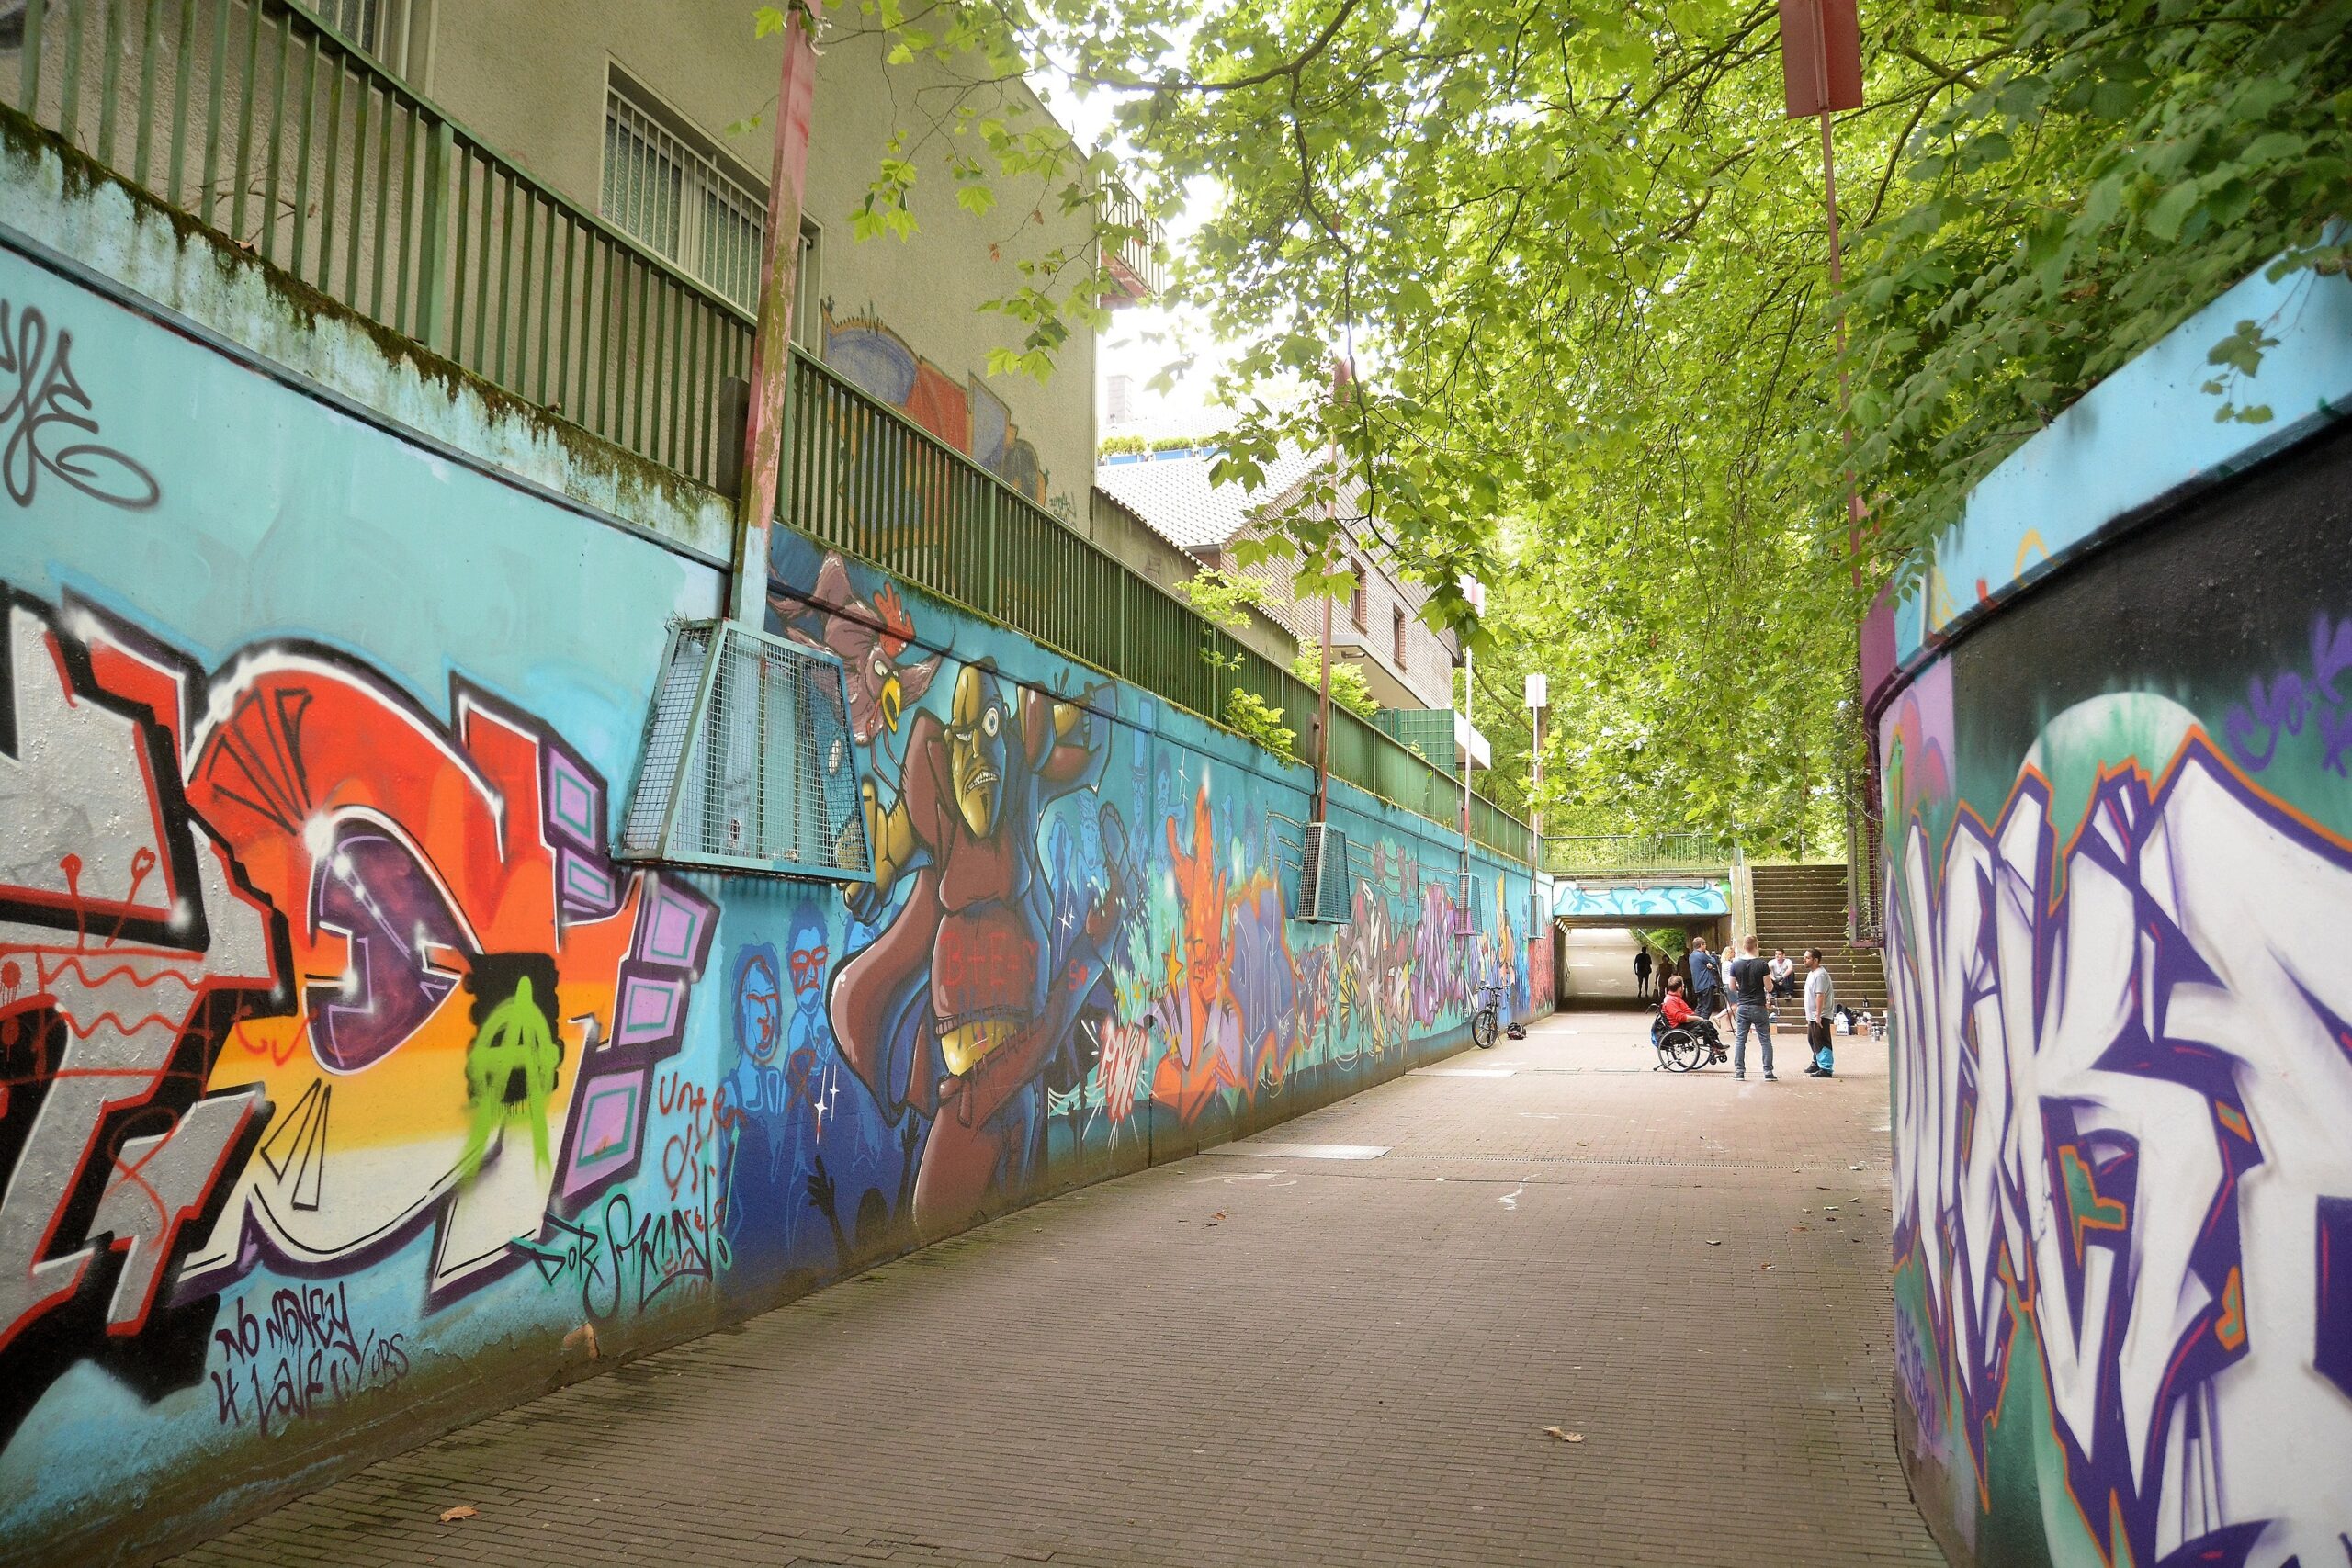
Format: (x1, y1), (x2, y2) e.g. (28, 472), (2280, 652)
(2143, 180), (2201, 243)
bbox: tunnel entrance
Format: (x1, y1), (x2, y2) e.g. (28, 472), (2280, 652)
(1551, 913), (1731, 1009)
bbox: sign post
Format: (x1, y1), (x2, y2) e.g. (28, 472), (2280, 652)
(1778, 0), (1868, 565)
(730, 0), (824, 627)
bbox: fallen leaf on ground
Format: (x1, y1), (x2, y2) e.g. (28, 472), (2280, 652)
(1542, 1426), (1585, 1443)
(1760, 1263), (1775, 1270)
(1706, 1239), (1722, 1246)
(562, 1323), (599, 1359)
(439, 1506), (479, 1524)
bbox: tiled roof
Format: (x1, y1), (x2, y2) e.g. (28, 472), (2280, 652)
(1092, 446), (1327, 553)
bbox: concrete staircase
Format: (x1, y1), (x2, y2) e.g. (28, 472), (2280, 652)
(1748, 862), (1887, 1017)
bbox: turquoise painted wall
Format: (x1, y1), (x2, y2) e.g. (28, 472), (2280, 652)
(0, 221), (1545, 1566)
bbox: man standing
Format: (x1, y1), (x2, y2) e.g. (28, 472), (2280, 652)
(1686, 937), (1721, 1018)
(1634, 944), (1653, 1001)
(1726, 936), (1774, 1081)
(1803, 948), (1836, 1078)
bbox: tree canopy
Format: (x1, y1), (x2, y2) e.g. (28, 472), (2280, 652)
(797, 0), (2351, 849)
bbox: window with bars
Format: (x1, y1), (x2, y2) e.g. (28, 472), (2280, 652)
(1392, 605), (1408, 666)
(602, 79), (770, 313)
(1350, 557), (1368, 631)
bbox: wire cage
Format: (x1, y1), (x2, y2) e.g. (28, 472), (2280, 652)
(1294, 822), (1352, 924)
(618, 621), (874, 880)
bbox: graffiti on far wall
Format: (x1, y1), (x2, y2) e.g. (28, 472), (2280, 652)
(822, 310), (1048, 502)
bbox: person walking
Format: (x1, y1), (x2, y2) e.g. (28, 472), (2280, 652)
(1686, 937), (1722, 1019)
(1727, 935), (1774, 1080)
(1804, 948), (1836, 1078)
(1634, 944), (1654, 1001)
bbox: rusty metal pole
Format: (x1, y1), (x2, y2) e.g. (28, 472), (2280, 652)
(1819, 105), (1866, 585)
(1314, 357), (1346, 824)
(729, 0), (823, 627)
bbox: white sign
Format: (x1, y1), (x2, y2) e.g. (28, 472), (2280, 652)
(1524, 672), (1549, 709)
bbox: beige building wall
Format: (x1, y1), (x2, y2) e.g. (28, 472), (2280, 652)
(420, 0), (1098, 519)
(1206, 515), (1457, 711)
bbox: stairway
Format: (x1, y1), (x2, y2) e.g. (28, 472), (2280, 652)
(1747, 862), (1888, 1017)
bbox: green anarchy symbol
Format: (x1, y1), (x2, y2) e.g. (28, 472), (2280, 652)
(457, 973), (561, 1185)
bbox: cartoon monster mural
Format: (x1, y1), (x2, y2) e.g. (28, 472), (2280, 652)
(826, 662), (1123, 1238)
(777, 554), (943, 749)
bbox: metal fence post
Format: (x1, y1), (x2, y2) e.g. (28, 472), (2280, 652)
(416, 117), (454, 353)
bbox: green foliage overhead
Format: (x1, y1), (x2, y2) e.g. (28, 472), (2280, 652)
(819, 0), (2348, 846)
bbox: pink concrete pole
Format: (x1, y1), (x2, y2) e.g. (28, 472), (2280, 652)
(730, 0), (824, 626)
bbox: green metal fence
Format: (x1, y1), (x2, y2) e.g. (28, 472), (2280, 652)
(784, 351), (1533, 861)
(1543, 831), (1736, 876)
(3, 0), (755, 490)
(5, 0), (1535, 863)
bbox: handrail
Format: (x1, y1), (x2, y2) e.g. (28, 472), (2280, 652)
(1543, 831), (1736, 876)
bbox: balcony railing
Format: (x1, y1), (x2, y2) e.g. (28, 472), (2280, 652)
(1096, 179), (1161, 304)
(5, 0), (1532, 864)
(1544, 831), (1736, 877)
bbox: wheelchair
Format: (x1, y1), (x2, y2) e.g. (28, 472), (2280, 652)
(1652, 1010), (1726, 1073)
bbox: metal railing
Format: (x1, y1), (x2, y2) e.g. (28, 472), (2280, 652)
(4, 0), (755, 491)
(786, 350), (1533, 863)
(6, 0), (1532, 863)
(1543, 831), (1736, 877)
(1096, 180), (1161, 301)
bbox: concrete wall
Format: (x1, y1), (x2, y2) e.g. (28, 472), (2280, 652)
(1870, 260), (2352, 1568)
(0, 142), (1544, 1567)
(423, 0), (1098, 517)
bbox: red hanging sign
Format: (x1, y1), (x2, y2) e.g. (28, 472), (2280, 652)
(1780, 0), (1864, 117)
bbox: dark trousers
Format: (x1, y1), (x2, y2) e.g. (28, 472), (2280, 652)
(1808, 1018), (1834, 1074)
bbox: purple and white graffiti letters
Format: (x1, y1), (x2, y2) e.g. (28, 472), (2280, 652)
(1889, 729), (2352, 1568)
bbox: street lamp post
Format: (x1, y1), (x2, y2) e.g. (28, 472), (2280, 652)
(1524, 671), (1548, 857)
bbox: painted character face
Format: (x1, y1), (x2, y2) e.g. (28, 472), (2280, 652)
(734, 948), (783, 1068)
(787, 931), (828, 1009)
(947, 665), (1010, 837)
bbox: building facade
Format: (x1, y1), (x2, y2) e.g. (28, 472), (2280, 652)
(1095, 447), (1461, 713)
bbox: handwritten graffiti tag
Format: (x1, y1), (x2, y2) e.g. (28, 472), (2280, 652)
(0, 300), (160, 511)
(2224, 612), (2352, 775)
(207, 1282), (410, 1438)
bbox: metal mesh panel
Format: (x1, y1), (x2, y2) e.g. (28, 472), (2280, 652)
(619, 621), (873, 879)
(1295, 822), (1351, 923)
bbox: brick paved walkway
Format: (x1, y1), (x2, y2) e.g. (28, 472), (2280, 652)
(166, 1009), (1943, 1568)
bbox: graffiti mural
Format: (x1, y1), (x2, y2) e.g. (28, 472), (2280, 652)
(0, 582), (718, 1442)
(1888, 707), (2352, 1568)
(0, 592), (279, 1443)
(0, 234), (1545, 1563)
(1554, 881), (1728, 919)
(1879, 381), (2352, 1568)
(822, 310), (1049, 502)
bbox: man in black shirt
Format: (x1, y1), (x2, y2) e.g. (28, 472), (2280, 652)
(1725, 935), (1775, 1080)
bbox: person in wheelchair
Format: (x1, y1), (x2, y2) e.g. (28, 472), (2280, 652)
(1652, 976), (1726, 1063)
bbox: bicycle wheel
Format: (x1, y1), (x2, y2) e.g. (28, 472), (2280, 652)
(1472, 1007), (1498, 1049)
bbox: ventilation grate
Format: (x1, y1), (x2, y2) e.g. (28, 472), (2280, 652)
(1294, 822), (1352, 923)
(619, 621), (874, 880)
